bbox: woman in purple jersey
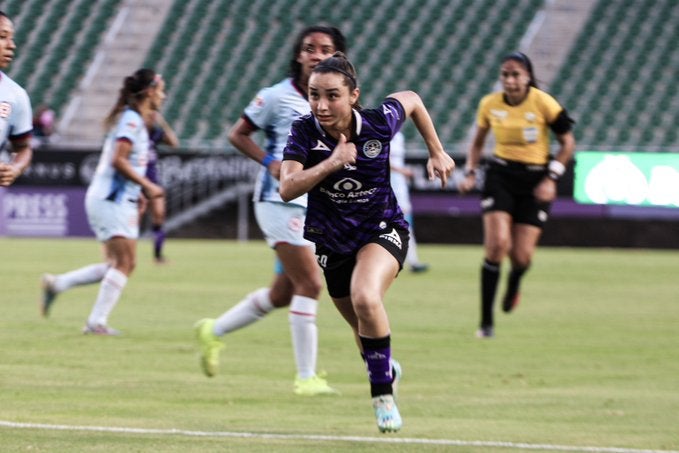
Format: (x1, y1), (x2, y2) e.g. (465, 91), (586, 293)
(194, 26), (346, 397)
(280, 52), (454, 433)
(0, 11), (33, 187)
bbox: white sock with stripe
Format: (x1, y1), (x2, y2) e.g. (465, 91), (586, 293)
(213, 288), (274, 336)
(289, 295), (318, 379)
(87, 268), (127, 327)
(53, 263), (109, 293)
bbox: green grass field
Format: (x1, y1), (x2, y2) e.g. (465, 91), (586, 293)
(1, 237), (678, 452)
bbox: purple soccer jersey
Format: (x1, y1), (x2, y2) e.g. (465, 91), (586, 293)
(284, 97), (410, 255)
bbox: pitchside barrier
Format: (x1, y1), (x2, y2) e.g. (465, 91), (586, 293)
(1, 148), (677, 247)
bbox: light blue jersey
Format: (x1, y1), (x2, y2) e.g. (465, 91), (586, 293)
(244, 78), (308, 207)
(87, 108), (149, 203)
(0, 71), (33, 151)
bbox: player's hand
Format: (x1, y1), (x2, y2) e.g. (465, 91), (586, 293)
(0, 163), (21, 186)
(144, 182), (165, 200)
(330, 134), (357, 170)
(268, 160), (282, 180)
(427, 152), (455, 189)
(534, 177), (557, 202)
(458, 173), (476, 194)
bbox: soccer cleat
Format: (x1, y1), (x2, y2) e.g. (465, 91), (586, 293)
(194, 318), (223, 377)
(82, 324), (121, 336)
(390, 358), (402, 398)
(410, 263), (429, 274)
(293, 374), (340, 396)
(476, 325), (494, 339)
(372, 394), (402, 433)
(502, 292), (521, 313)
(40, 274), (58, 318)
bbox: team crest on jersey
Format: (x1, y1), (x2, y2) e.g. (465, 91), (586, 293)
(312, 140), (331, 152)
(253, 95), (265, 107)
(525, 112), (536, 122)
(0, 102), (11, 118)
(363, 140), (382, 158)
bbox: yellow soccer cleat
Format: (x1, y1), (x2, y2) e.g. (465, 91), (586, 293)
(194, 318), (224, 377)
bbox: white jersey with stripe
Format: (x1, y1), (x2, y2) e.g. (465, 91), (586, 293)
(87, 108), (149, 203)
(243, 78), (308, 207)
(0, 72), (33, 151)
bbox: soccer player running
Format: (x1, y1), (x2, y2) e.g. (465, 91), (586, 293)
(280, 52), (454, 432)
(41, 69), (166, 335)
(194, 26), (346, 396)
(458, 52), (575, 338)
(0, 11), (33, 187)
(143, 111), (178, 263)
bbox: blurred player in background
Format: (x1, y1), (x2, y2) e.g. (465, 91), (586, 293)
(389, 131), (428, 273)
(41, 69), (166, 335)
(0, 11), (33, 186)
(194, 26), (346, 396)
(143, 111), (178, 263)
(280, 52), (454, 433)
(458, 52), (575, 338)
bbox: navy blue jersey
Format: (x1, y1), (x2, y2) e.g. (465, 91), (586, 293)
(284, 97), (409, 254)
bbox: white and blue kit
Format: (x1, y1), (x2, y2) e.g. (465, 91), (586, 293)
(85, 108), (149, 241)
(0, 72), (33, 152)
(243, 78), (311, 249)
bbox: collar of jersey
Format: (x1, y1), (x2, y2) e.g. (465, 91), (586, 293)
(312, 109), (362, 139)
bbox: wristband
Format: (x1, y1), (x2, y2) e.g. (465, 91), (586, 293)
(261, 154), (275, 168)
(547, 160), (565, 181)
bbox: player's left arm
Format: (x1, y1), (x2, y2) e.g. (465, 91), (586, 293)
(388, 90), (455, 188)
(534, 111), (576, 202)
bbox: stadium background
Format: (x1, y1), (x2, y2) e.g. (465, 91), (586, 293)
(2, 0), (678, 247)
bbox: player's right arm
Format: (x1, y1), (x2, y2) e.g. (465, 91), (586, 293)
(228, 118), (280, 179)
(458, 125), (489, 194)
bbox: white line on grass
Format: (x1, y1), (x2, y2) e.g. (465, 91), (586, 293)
(1, 420), (677, 453)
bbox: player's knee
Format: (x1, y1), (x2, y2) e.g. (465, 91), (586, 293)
(350, 289), (382, 319)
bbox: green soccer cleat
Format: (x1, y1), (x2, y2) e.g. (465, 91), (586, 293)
(372, 394), (402, 433)
(293, 374), (340, 396)
(40, 274), (58, 318)
(194, 318), (224, 377)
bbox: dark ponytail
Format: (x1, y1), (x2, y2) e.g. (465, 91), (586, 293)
(104, 68), (158, 129)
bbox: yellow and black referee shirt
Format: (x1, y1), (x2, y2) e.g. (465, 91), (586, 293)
(476, 87), (569, 165)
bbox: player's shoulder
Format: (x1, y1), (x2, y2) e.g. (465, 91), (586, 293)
(0, 72), (30, 99)
(480, 91), (503, 106)
(529, 87), (562, 112)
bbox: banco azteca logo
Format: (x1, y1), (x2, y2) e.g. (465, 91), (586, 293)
(363, 140), (382, 158)
(333, 177), (362, 191)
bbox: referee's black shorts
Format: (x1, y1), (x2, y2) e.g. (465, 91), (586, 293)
(481, 157), (551, 228)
